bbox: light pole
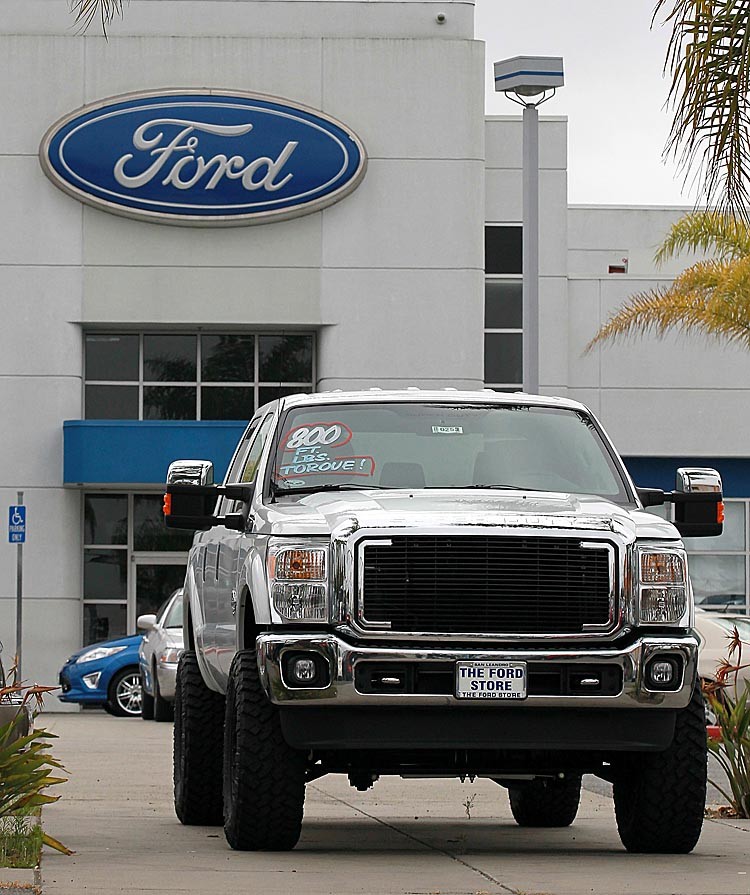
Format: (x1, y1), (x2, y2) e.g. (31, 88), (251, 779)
(493, 56), (564, 395)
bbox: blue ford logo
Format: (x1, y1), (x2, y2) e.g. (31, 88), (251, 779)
(39, 90), (367, 226)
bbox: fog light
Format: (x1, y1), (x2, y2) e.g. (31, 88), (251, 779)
(646, 656), (681, 690)
(291, 657), (317, 683)
(82, 671), (101, 690)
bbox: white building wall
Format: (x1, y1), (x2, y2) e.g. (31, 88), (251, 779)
(568, 206), (750, 457)
(0, 0), (484, 700)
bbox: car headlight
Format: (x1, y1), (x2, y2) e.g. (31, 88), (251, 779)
(268, 541), (328, 622)
(637, 547), (689, 624)
(76, 645), (127, 664)
(158, 648), (182, 666)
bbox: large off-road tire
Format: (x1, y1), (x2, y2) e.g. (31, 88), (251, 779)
(613, 681), (707, 854)
(173, 651), (225, 826)
(508, 775), (581, 827)
(223, 649), (306, 851)
(153, 663), (174, 722)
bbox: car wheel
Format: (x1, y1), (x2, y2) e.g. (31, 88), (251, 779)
(174, 651), (225, 825)
(153, 663), (174, 722)
(141, 674), (155, 720)
(223, 650), (306, 851)
(507, 775), (581, 827)
(106, 667), (142, 717)
(613, 679), (707, 853)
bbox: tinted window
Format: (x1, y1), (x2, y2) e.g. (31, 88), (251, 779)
(485, 227), (522, 275)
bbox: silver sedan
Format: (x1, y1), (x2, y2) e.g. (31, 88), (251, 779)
(694, 608), (750, 698)
(138, 589), (184, 722)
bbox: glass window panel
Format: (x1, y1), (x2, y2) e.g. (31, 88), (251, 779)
(85, 334), (139, 381)
(84, 549), (127, 600)
(240, 414), (275, 483)
(83, 603), (127, 645)
(84, 495), (128, 545)
(201, 387), (255, 421)
(683, 500), (745, 552)
(484, 333), (522, 384)
(201, 335), (255, 382)
(485, 281), (523, 328)
(85, 385), (139, 420)
(143, 386), (196, 420)
(485, 226), (522, 275)
(689, 554), (746, 611)
(163, 597), (184, 629)
(259, 386), (311, 407)
(143, 334), (196, 382)
(133, 495), (193, 551)
(135, 565), (187, 619)
(258, 335), (313, 382)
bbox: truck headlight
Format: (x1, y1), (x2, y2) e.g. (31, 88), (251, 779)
(268, 541), (328, 622)
(637, 547), (688, 624)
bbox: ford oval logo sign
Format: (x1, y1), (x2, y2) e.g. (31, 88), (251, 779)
(39, 89), (367, 226)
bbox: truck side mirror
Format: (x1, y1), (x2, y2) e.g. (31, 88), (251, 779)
(163, 460), (255, 531)
(672, 467), (724, 538)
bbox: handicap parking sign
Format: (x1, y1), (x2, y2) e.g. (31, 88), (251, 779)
(8, 505), (26, 543)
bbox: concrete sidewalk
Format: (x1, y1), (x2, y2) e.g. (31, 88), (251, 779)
(35, 714), (750, 895)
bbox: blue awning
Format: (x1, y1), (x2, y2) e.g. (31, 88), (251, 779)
(64, 420), (247, 486)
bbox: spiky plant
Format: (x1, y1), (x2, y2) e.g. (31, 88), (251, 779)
(587, 211), (750, 351)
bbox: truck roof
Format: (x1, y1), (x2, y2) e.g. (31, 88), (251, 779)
(275, 388), (590, 413)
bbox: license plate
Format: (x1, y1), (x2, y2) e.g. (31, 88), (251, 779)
(455, 661), (527, 700)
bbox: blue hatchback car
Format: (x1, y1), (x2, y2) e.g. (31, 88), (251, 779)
(58, 634), (143, 717)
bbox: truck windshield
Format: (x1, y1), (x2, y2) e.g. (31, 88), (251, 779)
(271, 402), (631, 502)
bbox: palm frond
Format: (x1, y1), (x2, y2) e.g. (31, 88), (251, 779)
(69, 0), (125, 35)
(654, 0), (750, 221)
(656, 211), (750, 263)
(586, 257), (750, 350)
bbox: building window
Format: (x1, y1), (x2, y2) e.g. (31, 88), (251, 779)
(645, 499), (749, 613)
(484, 225), (522, 391)
(83, 492), (192, 645)
(84, 332), (315, 420)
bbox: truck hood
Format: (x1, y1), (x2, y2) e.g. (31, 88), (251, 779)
(259, 489), (678, 542)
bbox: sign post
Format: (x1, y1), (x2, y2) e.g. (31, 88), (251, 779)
(8, 494), (25, 680)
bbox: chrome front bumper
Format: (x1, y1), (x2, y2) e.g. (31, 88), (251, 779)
(256, 632), (699, 709)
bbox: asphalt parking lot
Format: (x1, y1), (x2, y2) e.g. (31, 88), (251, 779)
(33, 713), (750, 895)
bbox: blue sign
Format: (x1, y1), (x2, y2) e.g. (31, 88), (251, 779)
(8, 506), (26, 544)
(39, 90), (368, 226)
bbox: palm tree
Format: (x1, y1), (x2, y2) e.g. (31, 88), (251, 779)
(654, 1), (750, 220)
(70, 0), (124, 34)
(586, 211), (750, 351)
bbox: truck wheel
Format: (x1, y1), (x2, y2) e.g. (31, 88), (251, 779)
(508, 775), (581, 827)
(153, 664), (174, 722)
(173, 651), (225, 825)
(613, 681), (707, 854)
(223, 649), (306, 851)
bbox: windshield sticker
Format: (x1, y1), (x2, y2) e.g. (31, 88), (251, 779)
(282, 422), (352, 451)
(277, 449), (375, 479)
(432, 425), (463, 435)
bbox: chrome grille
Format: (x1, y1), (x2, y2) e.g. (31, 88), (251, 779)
(360, 535), (614, 635)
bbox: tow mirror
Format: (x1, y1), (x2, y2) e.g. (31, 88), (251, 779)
(673, 467), (724, 538)
(163, 459), (255, 531)
(636, 467), (723, 538)
(137, 614), (157, 631)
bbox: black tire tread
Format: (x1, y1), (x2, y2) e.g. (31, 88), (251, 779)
(613, 681), (707, 854)
(508, 775), (581, 827)
(173, 651), (225, 825)
(223, 649), (306, 851)
(141, 677), (155, 721)
(107, 667), (141, 718)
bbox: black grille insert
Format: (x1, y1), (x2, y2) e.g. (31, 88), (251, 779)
(361, 535), (613, 634)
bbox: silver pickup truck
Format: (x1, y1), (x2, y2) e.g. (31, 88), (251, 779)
(164, 390), (723, 854)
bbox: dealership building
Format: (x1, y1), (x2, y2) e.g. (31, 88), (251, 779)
(2, 0), (749, 706)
